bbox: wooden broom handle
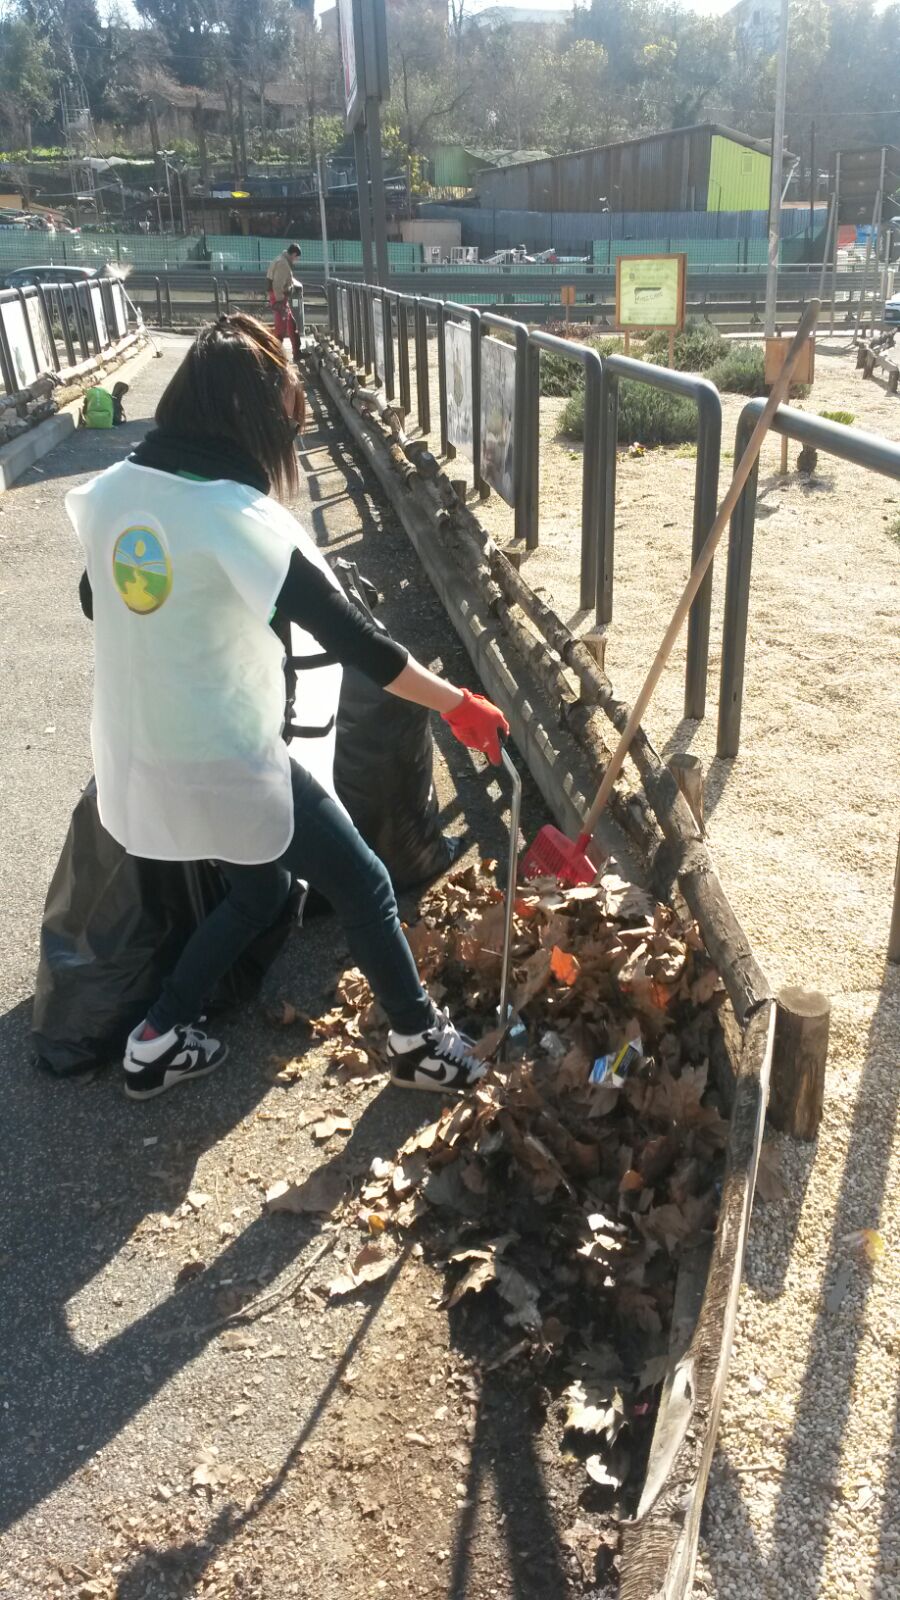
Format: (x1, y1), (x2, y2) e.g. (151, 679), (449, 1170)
(584, 299), (820, 835)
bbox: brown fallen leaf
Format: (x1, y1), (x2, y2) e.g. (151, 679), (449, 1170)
(328, 1242), (395, 1298)
(220, 1329), (257, 1352)
(265, 1170), (345, 1215)
(756, 1142), (789, 1204)
(444, 1248), (500, 1309)
(312, 1115), (353, 1144)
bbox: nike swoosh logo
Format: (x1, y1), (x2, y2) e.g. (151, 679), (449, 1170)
(170, 1049), (200, 1070)
(414, 1060), (452, 1084)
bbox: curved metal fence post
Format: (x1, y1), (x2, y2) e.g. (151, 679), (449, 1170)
(212, 276), (221, 317)
(397, 295), (412, 416)
(468, 305), (484, 496)
(415, 299), (431, 434)
(382, 288), (395, 399)
(596, 366), (619, 625)
(580, 352), (603, 610)
(15, 288), (40, 378)
(164, 277), (173, 328)
(718, 399), (900, 759)
(685, 381), (723, 720)
(438, 302), (451, 458)
(524, 339), (541, 550)
(717, 404), (761, 759)
(155, 276), (162, 327)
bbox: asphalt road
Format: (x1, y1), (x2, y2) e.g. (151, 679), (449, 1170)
(0, 334), (542, 1595)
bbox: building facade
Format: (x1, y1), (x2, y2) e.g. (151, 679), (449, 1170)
(474, 124), (775, 215)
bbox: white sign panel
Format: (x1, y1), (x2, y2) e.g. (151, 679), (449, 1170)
(445, 318), (473, 461)
(1, 298), (39, 390)
(25, 293), (57, 375)
(372, 296), (386, 384)
(340, 286), (350, 347)
(110, 281), (128, 338)
(480, 336), (516, 505)
(89, 282), (109, 347)
(338, 0), (360, 126)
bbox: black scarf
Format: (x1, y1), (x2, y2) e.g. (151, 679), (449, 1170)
(130, 428), (271, 495)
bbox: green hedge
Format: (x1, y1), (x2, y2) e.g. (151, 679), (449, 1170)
(562, 380), (697, 447)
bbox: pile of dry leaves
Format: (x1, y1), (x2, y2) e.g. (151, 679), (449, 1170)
(309, 862), (730, 1516)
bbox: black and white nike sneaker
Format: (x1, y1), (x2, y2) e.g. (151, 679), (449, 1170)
(123, 1019), (228, 1100)
(387, 1009), (487, 1095)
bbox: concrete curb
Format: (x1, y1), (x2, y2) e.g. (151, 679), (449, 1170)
(0, 339), (157, 494)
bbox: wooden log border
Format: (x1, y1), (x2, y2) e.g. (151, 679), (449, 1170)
(310, 336), (777, 1598)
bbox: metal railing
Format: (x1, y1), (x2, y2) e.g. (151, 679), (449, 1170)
(326, 277), (900, 963)
(716, 400), (900, 963)
(0, 278), (135, 397)
(330, 279), (724, 717)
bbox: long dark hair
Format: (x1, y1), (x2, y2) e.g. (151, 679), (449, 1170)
(155, 313), (301, 499)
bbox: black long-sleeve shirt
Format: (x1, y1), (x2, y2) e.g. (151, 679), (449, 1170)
(79, 547), (408, 688)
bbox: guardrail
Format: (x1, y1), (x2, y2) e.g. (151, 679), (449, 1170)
(0, 276), (134, 396)
(716, 401), (900, 963)
(325, 277), (900, 963)
(329, 277), (724, 720)
(126, 262), (884, 334)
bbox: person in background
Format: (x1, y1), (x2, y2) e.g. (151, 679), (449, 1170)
(66, 313), (509, 1103)
(267, 242), (302, 361)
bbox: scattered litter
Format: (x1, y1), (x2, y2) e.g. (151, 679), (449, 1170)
(842, 1228), (885, 1264)
(826, 1261), (854, 1313)
(310, 859), (727, 1531)
(264, 1170), (345, 1215)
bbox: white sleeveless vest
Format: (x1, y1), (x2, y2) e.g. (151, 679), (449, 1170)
(65, 458), (343, 865)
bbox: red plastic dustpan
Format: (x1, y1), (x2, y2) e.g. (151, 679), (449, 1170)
(520, 826), (597, 886)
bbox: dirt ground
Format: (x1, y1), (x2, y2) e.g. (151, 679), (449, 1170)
(0, 345), (614, 1600)
(465, 339), (900, 1600)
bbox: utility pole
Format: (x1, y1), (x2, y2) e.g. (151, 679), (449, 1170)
(764, 0), (789, 337)
(353, 121), (374, 281)
(366, 97), (390, 285)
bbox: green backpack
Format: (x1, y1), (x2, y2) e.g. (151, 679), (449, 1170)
(82, 387), (114, 429)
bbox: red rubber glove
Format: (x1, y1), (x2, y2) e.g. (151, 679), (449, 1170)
(442, 688), (509, 765)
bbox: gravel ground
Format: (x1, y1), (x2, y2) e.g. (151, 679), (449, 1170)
(0, 338), (607, 1600)
(465, 339), (900, 1599)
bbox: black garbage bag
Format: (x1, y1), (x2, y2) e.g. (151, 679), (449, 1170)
(332, 561), (460, 892)
(31, 779), (301, 1077)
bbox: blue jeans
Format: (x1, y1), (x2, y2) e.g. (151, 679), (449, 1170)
(148, 759), (435, 1037)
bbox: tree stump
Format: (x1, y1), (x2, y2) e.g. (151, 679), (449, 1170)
(666, 753), (704, 834)
(768, 985), (830, 1140)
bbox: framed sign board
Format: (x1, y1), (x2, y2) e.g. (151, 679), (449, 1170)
(615, 254), (687, 333)
(765, 335), (815, 387)
(339, 0), (389, 131)
(560, 285), (576, 306)
(445, 319), (474, 461)
(480, 335), (516, 505)
(372, 295), (386, 383)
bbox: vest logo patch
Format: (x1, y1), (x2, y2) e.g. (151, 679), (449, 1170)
(112, 526), (172, 614)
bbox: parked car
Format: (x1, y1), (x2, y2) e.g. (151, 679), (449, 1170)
(2, 265), (110, 291)
(884, 293), (900, 325)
